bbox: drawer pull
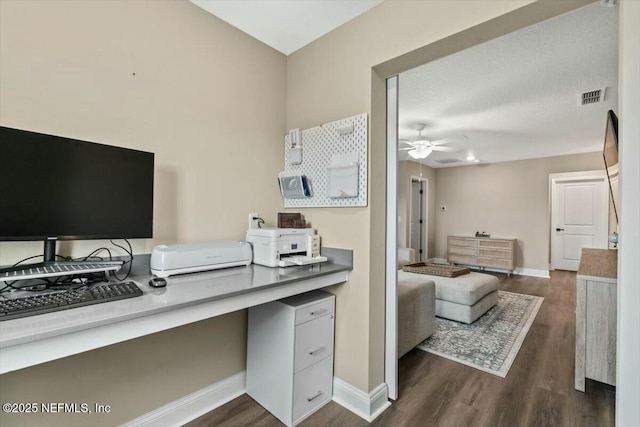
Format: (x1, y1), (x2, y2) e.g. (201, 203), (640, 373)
(310, 308), (327, 316)
(308, 346), (326, 356)
(307, 391), (323, 402)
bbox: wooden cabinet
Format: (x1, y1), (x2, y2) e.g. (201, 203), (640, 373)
(575, 248), (617, 392)
(247, 290), (335, 426)
(447, 236), (517, 274)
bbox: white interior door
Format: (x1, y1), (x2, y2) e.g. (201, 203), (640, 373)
(551, 171), (609, 271)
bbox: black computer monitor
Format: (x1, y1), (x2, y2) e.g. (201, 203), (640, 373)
(0, 126), (154, 262)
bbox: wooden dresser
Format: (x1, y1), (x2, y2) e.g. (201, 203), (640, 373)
(575, 248), (617, 392)
(447, 236), (517, 274)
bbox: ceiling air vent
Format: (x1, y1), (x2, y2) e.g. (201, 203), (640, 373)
(436, 158), (462, 164)
(579, 88), (606, 105)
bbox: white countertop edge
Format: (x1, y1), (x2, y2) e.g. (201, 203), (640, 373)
(0, 271), (348, 374)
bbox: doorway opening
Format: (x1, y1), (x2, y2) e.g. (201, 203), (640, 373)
(409, 177), (428, 262)
(377, 0), (614, 404)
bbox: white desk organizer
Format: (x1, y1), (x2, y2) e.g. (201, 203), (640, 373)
(327, 152), (359, 198)
(283, 113), (367, 207)
(279, 172), (312, 199)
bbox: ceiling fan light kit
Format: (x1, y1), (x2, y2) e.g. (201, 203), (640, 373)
(400, 126), (467, 160)
(408, 148), (432, 159)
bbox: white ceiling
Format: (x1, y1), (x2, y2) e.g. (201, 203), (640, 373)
(189, 0), (384, 55)
(399, 2), (619, 167)
(190, 1), (618, 168)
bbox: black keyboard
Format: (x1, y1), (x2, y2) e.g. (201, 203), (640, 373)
(0, 282), (143, 321)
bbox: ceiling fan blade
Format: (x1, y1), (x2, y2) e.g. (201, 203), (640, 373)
(399, 147), (413, 150)
(430, 135), (468, 145)
(431, 146), (457, 152)
(400, 141), (420, 147)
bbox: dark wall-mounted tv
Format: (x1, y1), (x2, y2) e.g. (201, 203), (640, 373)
(0, 126), (154, 261)
(602, 110), (619, 224)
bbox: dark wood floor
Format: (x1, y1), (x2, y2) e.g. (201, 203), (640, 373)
(185, 271), (615, 427)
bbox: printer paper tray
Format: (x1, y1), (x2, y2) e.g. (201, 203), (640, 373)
(278, 256), (327, 267)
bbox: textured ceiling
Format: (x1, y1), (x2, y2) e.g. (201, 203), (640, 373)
(189, 0), (384, 55)
(398, 2), (618, 167)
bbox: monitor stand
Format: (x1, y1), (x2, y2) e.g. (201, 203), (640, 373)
(43, 239), (57, 263)
(0, 239), (124, 282)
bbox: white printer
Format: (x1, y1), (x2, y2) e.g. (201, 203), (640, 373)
(245, 228), (327, 267)
(150, 241), (252, 277)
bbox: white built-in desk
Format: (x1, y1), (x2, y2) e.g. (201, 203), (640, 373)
(0, 260), (351, 374)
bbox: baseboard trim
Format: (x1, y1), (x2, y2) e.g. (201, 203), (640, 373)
(122, 371), (246, 427)
(123, 372), (393, 426)
(514, 267), (550, 278)
(475, 266), (550, 278)
(428, 258), (549, 278)
(332, 378), (391, 422)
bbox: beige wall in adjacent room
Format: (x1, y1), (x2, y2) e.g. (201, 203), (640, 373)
(0, 1), (285, 426)
(397, 161), (437, 258)
(434, 151), (604, 271)
(286, 0), (536, 391)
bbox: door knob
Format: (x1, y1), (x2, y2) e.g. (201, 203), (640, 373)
(556, 228), (565, 231)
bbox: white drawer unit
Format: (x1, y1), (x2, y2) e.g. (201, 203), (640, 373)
(247, 290), (335, 427)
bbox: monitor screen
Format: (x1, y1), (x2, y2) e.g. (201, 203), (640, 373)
(0, 126), (154, 241)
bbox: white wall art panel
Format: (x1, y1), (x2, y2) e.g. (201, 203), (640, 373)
(283, 113), (367, 208)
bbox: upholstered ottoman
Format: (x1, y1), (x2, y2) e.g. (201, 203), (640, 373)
(397, 273), (436, 358)
(396, 247), (496, 327)
(427, 272), (499, 324)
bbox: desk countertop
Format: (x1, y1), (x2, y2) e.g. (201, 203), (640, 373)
(0, 259), (351, 373)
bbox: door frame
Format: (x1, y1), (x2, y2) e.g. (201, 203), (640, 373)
(549, 170), (609, 270)
(377, 2), (636, 422)
(409, 175), (428, 261)
(375, 0), (597, 411)
(384, 75), (399, 400)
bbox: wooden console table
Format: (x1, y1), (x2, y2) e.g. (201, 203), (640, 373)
(447, 236), (517, 275)
(575, 248), (617, 392)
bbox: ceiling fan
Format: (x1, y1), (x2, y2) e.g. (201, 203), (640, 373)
(399, 125), (468, 159)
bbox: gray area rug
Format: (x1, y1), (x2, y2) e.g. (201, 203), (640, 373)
(417, 290), (543, 378)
